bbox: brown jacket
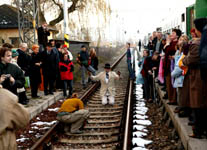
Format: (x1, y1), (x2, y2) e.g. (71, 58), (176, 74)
(182, 38), (207, 108)
(0, 88), (29, 150)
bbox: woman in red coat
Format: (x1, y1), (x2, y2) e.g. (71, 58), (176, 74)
(59, 53), (74, 98)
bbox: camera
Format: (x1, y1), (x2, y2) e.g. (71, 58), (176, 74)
(4, 74), (11, 78)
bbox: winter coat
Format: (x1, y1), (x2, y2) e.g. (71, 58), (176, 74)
(30, 52), (42, 84)
(37, 26), (50, 47)
(171, 51), (184, 88)
(0, 62), (25, 94)
(41, 50), (59, 79)
(163, 41), (177, 76)
(90, 71), (119, 97)
(89, 56), (98, 70)
(0, 88), (29, 150)
(141, 56), (160, 78)
(17, 49), (31, 76)
(59, 60), (74, 80)
(77, 51), (89, 67)
(182, 38), (207, 108)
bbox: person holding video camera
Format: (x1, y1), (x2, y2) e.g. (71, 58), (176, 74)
(0, 47), (25, 97)
(37, 22), (50, 52)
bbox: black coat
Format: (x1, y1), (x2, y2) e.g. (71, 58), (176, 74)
(17, 49), (31, 76)
(37, 26), (50, 47)
(30, 52), (41, 84)
(41, 50), (59, 79)
(0, 62), (25, 94)
(90, 56), (99, 70)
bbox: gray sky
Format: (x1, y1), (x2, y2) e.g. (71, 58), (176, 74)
(109, 0), (195, 40)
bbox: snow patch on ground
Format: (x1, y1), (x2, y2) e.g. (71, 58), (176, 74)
(132, 137), (152, 147)
(133, 131), (147, 137)
(32, 120), (57, 126)
(16, 137), (29, 142)
(48, 108), (59, 112)
(132, 147), (148, 150)
(133, 125), (148, 133)
(133, 114), (148, 120)
(133, 120), (152, 126)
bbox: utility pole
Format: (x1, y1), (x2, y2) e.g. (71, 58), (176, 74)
(17, 0), (38, 47)
(63, 0), (69, 48)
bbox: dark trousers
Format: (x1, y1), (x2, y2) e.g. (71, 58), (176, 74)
(18, 90), (28, 104)
(127, 60), (135, 79)
(63, 80), (73, 97)
(30, 78), (39, 97)
(193, 108), (207, 134)
(143, 76), (154, 100)
(43, 75), (55, 94)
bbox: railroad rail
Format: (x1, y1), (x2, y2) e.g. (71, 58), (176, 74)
(30, 51), (134, 150)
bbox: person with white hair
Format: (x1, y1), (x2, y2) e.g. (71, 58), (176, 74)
(17, 43), (31, 77)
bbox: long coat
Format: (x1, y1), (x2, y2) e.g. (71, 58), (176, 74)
(0, 88), (29, 150)
(17, 49), (31, 76)
(90, 71), (119, 97)
(182, 38), (207, 108)
(30, 52), (42, 84)
(41, 50), (59, 79)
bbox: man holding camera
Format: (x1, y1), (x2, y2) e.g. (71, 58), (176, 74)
(37, 22), (50, 52)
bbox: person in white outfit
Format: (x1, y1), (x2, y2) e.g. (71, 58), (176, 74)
(89, 63), (120, 105)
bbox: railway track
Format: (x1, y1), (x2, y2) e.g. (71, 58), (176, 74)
(30, 51), (133, 150)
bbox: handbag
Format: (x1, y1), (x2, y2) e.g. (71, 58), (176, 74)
(25, 76), (30, 88)
(136, 68), (144, 84)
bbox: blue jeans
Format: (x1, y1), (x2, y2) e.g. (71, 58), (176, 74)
(81, 65), (96, 85)
(63, 80), (73, 97)
(127, 60), (135, 79)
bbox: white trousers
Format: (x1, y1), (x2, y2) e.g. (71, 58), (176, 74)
(102, 92), (115, 105)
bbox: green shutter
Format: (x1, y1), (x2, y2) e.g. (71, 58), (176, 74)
(195, 0), (207, 18)
(186, 5), (195, 38)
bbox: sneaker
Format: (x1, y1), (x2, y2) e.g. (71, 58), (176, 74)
(71, 130), (83, 134)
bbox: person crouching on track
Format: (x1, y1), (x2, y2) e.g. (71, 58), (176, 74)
(59, 53), (74, 98)
(57, 93), (90, 134)
(89, 63), (121, 105)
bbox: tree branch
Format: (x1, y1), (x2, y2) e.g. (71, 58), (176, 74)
(49, 0), (79, 26)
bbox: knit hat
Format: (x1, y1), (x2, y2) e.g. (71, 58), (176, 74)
(194, 18), (207, 32)
(11, 49), (19, 57)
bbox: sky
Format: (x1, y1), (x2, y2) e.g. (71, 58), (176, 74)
(109, 0), (195, 41)
(0, 0), (196, 42)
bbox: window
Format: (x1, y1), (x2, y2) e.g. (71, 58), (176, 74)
(181, 13), (185, 22)
(10, 37), (19, 47)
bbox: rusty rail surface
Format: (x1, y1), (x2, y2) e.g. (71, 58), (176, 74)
(30, 52), (126, 150)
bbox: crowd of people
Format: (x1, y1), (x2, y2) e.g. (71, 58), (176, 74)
(0, 22), (100, 105)
(137, 18), (207, 139)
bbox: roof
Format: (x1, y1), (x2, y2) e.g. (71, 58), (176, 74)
(0, 4), (19, 29)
